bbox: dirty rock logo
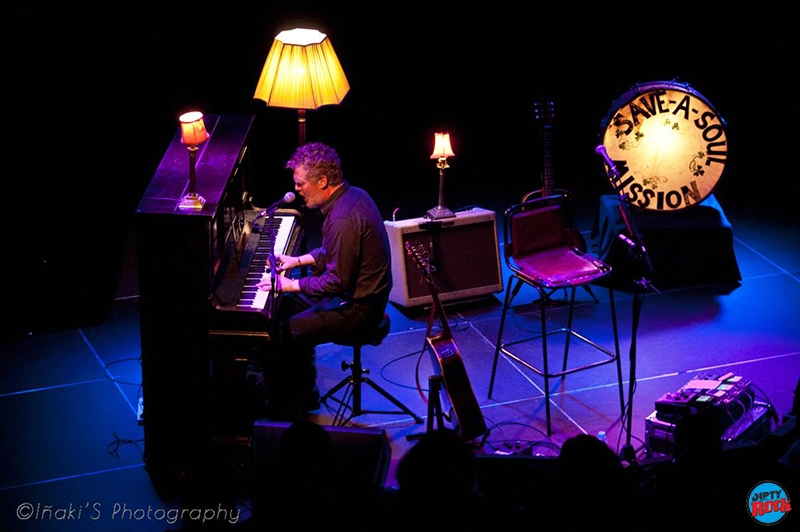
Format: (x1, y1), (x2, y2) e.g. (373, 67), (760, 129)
(748, 480), (791, 525)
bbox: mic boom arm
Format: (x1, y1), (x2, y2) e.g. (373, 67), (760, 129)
(595, 144), (655, 279)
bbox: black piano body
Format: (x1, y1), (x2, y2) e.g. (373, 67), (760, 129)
(135, 114), (302, 487)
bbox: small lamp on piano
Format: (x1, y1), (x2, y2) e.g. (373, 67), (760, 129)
(178, 111), (210, 210)
(426, 132), (456, 219)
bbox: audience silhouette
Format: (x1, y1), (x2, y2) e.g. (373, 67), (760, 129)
(777, 377), (799, 472)
(378, 428), (490, 529)
(238, 385), (800, 530)
(251, 418), (339, 528)
(507, 433), (639, 530)
(638, 403), (785, 529)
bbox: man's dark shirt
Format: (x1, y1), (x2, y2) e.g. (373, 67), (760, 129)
(297, 182), (392, 305)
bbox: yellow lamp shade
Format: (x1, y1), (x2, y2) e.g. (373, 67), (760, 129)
(254, 28), (350, 110)
(179, 111), (210, 146)
(430, 132), (455, 159)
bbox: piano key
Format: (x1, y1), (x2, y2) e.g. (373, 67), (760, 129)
(237, 214), (297, 311)
(210, 211), (302, 332)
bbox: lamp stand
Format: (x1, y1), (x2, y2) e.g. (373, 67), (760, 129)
(426, 157), (455, 219)
(297, 109), (307, 146)
(178, 146), (206, 210)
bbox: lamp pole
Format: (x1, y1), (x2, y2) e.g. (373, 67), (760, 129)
(297, 109), (307, 146)
(427, 157), (455, 219)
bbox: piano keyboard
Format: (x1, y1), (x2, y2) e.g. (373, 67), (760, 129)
(237, 214), (297, 311)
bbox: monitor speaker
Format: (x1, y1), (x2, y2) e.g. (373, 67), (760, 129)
(251, 419), (391, 490)
(384, 207), (503, 307)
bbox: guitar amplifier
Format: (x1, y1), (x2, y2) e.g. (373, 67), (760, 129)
(385, 207), (503, 308)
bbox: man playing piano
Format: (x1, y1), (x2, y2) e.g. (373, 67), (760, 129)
(256, 142), (392, 420)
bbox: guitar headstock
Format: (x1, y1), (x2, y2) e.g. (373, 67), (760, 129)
(533, 100), (555, 126)
(405, 242), (436, 282)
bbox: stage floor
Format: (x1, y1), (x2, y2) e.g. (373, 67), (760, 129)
(1, 201), (798, 530)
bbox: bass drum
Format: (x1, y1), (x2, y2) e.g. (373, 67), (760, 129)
(599, 80), (728, 211)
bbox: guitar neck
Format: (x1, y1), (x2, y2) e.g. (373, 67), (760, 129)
(533, 99), (556, 197)
(427, 286), (453, 340)
(542, 121), (555, 197)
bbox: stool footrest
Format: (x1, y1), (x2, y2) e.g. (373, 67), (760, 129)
(322, 374), (423, 426)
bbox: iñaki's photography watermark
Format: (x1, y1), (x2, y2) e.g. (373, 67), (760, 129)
(15, 501), (241, 526)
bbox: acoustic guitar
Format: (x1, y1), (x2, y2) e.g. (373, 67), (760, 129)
(405, 241), (488, 442)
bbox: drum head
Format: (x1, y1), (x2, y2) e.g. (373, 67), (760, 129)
(599, 81), (727, 211)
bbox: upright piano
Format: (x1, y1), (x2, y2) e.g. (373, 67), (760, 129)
(135, 114), (302, 484)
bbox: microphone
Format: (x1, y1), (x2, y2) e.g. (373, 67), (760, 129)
(258, 192), (295, 217)
(595, 144), (617, 175)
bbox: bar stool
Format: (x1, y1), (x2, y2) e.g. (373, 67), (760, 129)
(488, 193), (625, 436)
(321, 313), (423, 426)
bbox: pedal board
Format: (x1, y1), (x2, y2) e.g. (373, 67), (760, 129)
(653, 371), (753, 422)
(654, 389), (703, 419)
(646, 371), (764, 456)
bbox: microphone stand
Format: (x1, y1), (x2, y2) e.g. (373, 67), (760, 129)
(266, 209), (280, 325)
(600, 157), (658, 459)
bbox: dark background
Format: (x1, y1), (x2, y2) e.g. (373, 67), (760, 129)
(5, 3), (795, 338)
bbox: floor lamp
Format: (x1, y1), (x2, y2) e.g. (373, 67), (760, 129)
(253, 28), (350, 146)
